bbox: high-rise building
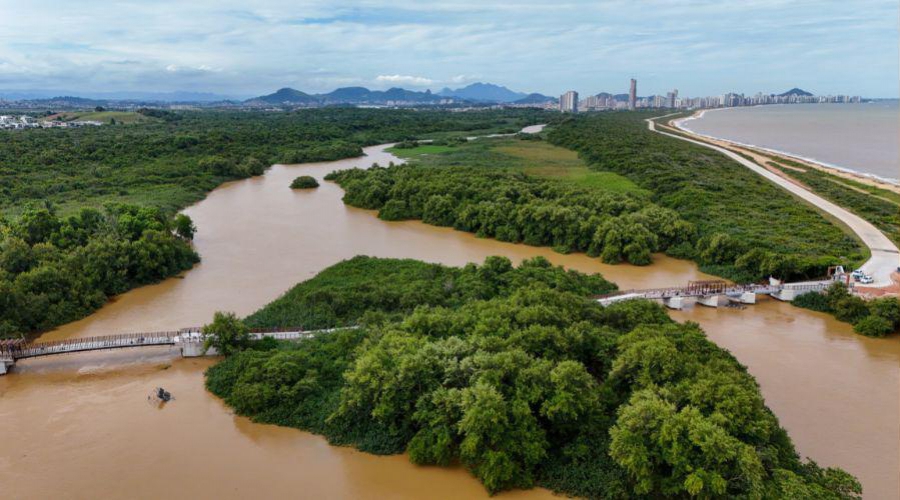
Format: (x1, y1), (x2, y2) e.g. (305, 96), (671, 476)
(628, 79), (637, 110)
(667, 89), (678, 108)
(559, 91), (578, 113)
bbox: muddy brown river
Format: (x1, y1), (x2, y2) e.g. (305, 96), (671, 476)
(1, 138), (898, 498)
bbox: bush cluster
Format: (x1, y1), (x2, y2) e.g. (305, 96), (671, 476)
(290, 176), (319, 189)
(793, 282), (900, 337)
(326, 165), (696, 266)
(206, 256), (860, 498)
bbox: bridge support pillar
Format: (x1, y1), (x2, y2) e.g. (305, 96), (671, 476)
(664, 296), (684, 310)
(697, 295), (721, 308)
(772, 289), (797, 302)
(181, 343), (211, 357)
(739, 292), (757, 304)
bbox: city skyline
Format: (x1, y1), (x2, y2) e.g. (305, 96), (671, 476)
(1, 1), (898, 98)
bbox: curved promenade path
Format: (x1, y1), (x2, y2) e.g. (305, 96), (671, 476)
(647, 118), (899, 287)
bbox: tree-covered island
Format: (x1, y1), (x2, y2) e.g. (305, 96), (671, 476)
(206, 256), (861, 498)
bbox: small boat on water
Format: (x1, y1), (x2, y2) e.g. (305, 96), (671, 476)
(148, 387), (173, 404)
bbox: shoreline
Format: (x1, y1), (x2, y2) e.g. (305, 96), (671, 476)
(672, 109), (900, 192)
(647, 115), (900, 288)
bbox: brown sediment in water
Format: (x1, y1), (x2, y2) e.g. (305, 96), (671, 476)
(1, 143), (897, 499)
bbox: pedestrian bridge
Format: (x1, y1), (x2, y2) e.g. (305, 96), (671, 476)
(0, 327), (314, 375)
(596, 279), (834, 309)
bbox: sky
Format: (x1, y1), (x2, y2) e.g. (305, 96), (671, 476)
(0, 0), (897, 98)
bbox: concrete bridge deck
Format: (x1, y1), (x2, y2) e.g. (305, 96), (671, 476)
(597, 279), (833, 309)
(0, 327), (314, 375)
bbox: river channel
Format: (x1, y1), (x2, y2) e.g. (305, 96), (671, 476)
(1, 133), (898, 498)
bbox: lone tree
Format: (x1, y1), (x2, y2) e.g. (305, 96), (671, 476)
(173, 213), (196, 240)
(290, 175), (319, 189)
(202, 311), (250, 356)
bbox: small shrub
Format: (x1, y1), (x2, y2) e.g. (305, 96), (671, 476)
(853, 315), (893, 337)
(792, 291), (832, 313)
(833, 296), (870, 324)
(869, 297), (900, 328)
(378, 199), (413, 221)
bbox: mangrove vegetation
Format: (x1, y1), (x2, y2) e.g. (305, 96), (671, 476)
(793, 283), (900, 337)
(0, 204), (198, 337)
(546, 113), (865, 281)
(290, 176), (319, 189)
(205, 256), (861, 499)
(0, 108), (545, 337)
(326, 163), (696, 266)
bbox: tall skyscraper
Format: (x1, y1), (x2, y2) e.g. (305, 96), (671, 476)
(559, 91), (578, 113)
(628, 79), (637, 110)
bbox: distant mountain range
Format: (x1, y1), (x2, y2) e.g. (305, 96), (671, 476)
(0, 89), (243, 102)
(245, 82), (555, 106)
(246, 86), (447, 106)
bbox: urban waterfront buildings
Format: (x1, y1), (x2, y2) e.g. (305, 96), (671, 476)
(564, 79), (863, 113)
(559, 91), (578, 112)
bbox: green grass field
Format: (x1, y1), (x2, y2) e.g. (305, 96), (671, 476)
(49, 111), (156, 124)
(397, 136), (647, 195)
(494, 140), (648, 194)
(387, 144), (455, 157)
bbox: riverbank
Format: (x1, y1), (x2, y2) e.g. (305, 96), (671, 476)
(673, 109), (900, 194)
(2, 127), (898, 498)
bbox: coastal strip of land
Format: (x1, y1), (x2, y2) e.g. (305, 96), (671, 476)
(650, 116), (899, 286)
(675, 109), (900, 194)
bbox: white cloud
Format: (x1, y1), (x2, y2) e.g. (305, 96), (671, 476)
(165, 64), (221, 75)
(450, 74), (477, 84)
(0, 0), (895, 96)
(375, 74), (434, 86)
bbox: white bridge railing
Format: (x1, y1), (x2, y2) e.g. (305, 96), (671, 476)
(0, 326), (332, 363)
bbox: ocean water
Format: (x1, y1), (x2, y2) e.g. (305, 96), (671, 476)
(681, 102), (899, 183)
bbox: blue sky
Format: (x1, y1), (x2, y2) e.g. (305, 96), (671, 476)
(0, 0), (897, 98)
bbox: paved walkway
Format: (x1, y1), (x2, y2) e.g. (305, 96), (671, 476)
(647, 118), (899, 287)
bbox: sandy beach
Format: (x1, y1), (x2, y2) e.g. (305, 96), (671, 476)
(670, 109), (900, 196)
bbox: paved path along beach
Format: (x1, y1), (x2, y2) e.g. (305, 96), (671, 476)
(648, 118), (899, 286)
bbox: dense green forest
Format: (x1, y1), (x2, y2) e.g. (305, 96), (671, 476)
(0, 108), (543, 337)
(206, 256), (860, 498)
(326, 162), (696, 266)
(0, 205), (198, 337)
(546, 113), (866, 281)
(0, 108), (546, 216)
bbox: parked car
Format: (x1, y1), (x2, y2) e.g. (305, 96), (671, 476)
(859, 275), (874, 284)
(851, 269), (865, 279)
